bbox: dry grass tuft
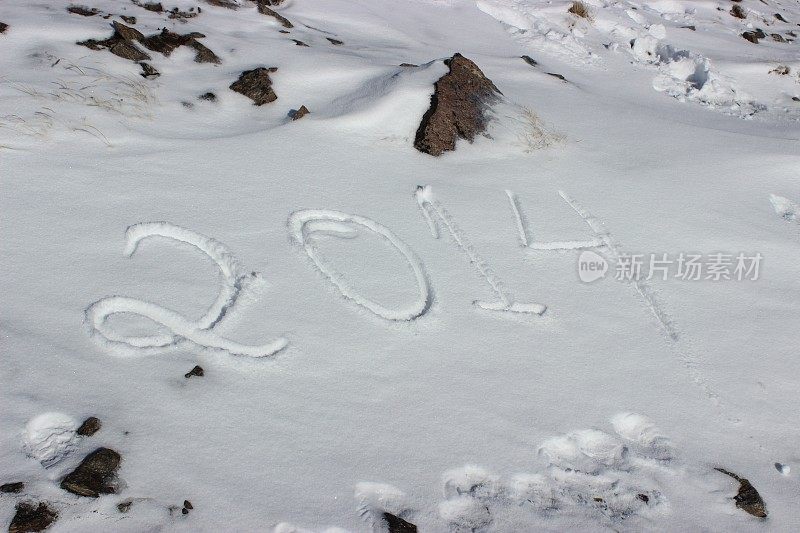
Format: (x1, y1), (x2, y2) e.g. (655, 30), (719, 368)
(568, 1), (592, 20)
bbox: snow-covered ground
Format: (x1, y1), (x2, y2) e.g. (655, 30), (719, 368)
(1, 0), (799, 531)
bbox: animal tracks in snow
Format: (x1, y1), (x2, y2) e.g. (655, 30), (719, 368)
(276, 413), (690, 531)
(86, 222), (288, 359)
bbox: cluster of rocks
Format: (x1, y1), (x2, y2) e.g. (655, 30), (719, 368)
(2, 417), (123, 532)
(78, 22), (219, 65)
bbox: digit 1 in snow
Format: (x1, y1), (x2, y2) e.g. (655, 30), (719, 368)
(415, 185), (546, 316)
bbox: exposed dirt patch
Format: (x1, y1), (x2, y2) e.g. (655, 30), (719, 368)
(120, 15), (136, 24)
(230, 67), (278, 105)
(8, 502), (58, 533)
(60, 448), (121, 498)
(414, 53), (501, 156)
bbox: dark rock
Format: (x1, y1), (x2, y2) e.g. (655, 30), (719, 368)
(8, 502), (58, 533)
(256, 2), (293, 28)
(413, 53), (501, 156)
(117, 500), (132, 513)
(770, 65), (790, 75)
(181, 507), (189, 515)
(521, 55), (538, 67)
(198, 92), (217, 102)
(112, 21), (144, 41)
(77, 417), (101, 437)
(715, 468), (767, 518)
(205, 0), (240, 8)
(60, 448), (121, 498)
(637, 493), (649, 503)
(185, 365), (205, 377)
(68, 6), (100, 16)
(772, 33), (786, 42)
(183, 500), (193, 510)
(399, 63), (418, 67)
(168, 7), (199, 20)
(383, 512), (417, 533)
(78, 22), (150, 61)
(291, 39), (309, 47)
(793, 96), (800, 102)
(730, 5), (746, 19)
(1, 482), (24, 494)
(326, 37), (343, 45)
(547, 72), (567, 81)
(120, 15), (136, 24)
(110, 40), (151, 61)
(230, 67), (278, 105)
(742, 31), (761, 43)
(0, 22), (7, 34)
(140, 29), (220, 63)
(140, 2), (164, 12)
(682, 25), (696, 31)
(190, 40), (221, 63)
(260, 0), (285, 5)
(775, 13), (788, 23)
(290, 105), (310, 120)
(140, 62), (160, 78)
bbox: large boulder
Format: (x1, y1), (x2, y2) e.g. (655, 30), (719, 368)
(414, 53), (501, 156)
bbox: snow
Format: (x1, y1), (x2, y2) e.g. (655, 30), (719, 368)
(1, 0), (799, 531)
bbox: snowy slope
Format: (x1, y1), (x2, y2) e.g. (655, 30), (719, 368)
(1, 0), (799, 531)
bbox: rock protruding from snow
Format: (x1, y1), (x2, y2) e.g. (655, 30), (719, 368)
(78, 24), (220, 64)
(256, 1), (293, 28)
(60, 448), (121, 498)
(383, 512), (417, 533)
(76, 417), (101, 437)
(291, 106), (310, 120)
(8, 502), (58, 533)
(185, 365), (204, 378)
(78, 22), (150, 62)
(414, 53), (501, 156)
(715, 468), (767, 518)
(1, 482), (24, 494)
(230, 67), (278, 105)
